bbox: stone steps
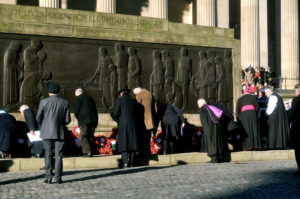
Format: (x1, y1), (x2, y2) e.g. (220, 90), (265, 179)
(0, 150), (295, 172)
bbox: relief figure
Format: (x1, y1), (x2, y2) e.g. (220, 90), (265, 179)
(109, 64), (118, 110)
(19, 40), (48, 110)
(127, 47), (142, 89)
(20, 51), (50, 111)
(224, 50), (233, 110)
(215, 56), (227, 107)
(176, 47), (192, 110)
(162, 50), (175, 104)
(206, 49), (217, 103)
(114, 43), (128, 90)
(192, 50), (208, 99)
(150, 50), (164, 102)
(3, 41), (22, 110)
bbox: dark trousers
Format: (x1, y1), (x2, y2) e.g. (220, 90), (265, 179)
(141, 129), (153, 155)
(79, 123), (95, 154)
(43, 139), (64, 181)
(295, 147), (300, 172)
(163, 124), (178, 154)
(122, 151), (135, 166)
(29, 141), (44, 155)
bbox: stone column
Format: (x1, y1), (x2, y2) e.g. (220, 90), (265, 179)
(39, 0), (60, 8)
(241, 0), (260, 71)
(216, 0), (229, 28)
(196, 0), (216, 26)
(61, 0), (67, 9)
(0, 0), (16, 4)
(96, 0), (116, 13)
(259, 0), (268, 69)
(281, 0), (299, 89)
(149, 0), (168, 19)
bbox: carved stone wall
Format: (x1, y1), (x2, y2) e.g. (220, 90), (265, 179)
(0, 4), (240, 113)
(0, 34), (232, 112)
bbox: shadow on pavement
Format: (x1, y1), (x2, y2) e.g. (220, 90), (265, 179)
(63, 165), (182, 183)
(202, 169), (300, 199)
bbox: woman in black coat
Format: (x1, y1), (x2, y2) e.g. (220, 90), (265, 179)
(111, 89), (144, 168)
(0, 111), (16, 158)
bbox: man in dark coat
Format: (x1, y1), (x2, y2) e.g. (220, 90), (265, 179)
(0, 110), (16, 158)
(111, 88), (142, 168)
(19, 104), (44, 157)
(158, 103), (185, 154)
(236, 92), (261, 150)
(265, 87), (289, 149)
(36, 82), (71, 184)
(197, 99), (228, 163)
(288, 83), (300, 176)
(74, 88), (98, 157)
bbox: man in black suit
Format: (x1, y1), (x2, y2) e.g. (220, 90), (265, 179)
(74, 88), (98, 157)
(36, 82), (71, 184)
(288, 83), (300, 176)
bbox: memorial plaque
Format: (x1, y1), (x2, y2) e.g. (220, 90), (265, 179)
(0, 33), (233, 113)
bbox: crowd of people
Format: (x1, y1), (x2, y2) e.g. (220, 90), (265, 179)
(0, 78), (300, 183)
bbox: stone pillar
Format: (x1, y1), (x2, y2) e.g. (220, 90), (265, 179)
(149, 0), (168, 19)
(96, 0), (116, 13)
(196, 0), (216, 26)
(39, 0), (60, 8)
(241, 0), (260, 71)
(259, 0), (268, 69)
(0, 0), (16, 4)
(61, 0), (67, 9)
(281, 0), (299, 89)
(216, 0), (229, 28)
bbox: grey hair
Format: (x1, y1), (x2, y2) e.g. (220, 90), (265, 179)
(264, 86), (273, 92)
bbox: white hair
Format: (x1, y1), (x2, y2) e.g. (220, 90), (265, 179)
(75, 88), (83, 96)
(133, 87), (142, 95)
(19, 104), (29, 113)
(197, 98), (207, 108)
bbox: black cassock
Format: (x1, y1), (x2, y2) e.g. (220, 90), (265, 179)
(111, 95), (144, 153)
(236, 94), (261, 150)
(0, 113), (16, 152)
(268, 93), (289, 149)
(199, 105), (228, 157)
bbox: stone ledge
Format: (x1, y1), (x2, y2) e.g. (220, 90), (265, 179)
(0, 150), (295, 172)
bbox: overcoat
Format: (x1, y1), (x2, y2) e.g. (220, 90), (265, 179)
(74, 93), (98, 127)
(36, 95), (71, 140)
(111, 94), (142, 152)
(135, 89), (156, 130)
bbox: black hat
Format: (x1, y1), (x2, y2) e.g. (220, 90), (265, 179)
(46, 82), (61, 94)
(117, 88), (131, 96)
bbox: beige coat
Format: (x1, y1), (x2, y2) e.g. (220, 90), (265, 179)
(135, 89), (155, 130)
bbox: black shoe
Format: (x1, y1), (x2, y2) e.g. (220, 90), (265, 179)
(293, 172), (300, 177)
(43, 179), (52, 184)
(55, 179), (63, 184)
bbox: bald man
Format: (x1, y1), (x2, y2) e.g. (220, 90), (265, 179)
(74, 88), (98, 157)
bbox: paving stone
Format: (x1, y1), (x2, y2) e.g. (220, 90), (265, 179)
(0, 160), (300, 199)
